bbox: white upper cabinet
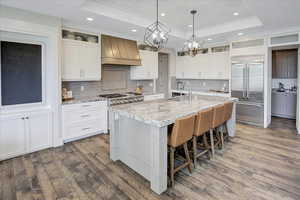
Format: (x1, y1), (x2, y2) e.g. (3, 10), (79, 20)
(130, 50), (158, 80)
(176, 52), (230, 80)
(62, 39), (101, 81)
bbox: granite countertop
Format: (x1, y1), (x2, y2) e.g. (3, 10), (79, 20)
(171, 89), (230, 97)
(62, 96), (107, 105)
(110, 95), (238, 127)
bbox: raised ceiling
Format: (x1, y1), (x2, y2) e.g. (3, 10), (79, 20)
(1, 0), (300, 48)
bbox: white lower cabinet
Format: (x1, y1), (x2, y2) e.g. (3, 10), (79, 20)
(27, 112), (52, 153)
(62, 101), (108, 142)
(272, 92), (297, 119)
(0, 111), (52, 161)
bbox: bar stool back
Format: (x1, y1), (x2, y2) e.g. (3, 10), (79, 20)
(168, 115), (195, 187)
(222, 101), (234, 140)
(193, 108), (213, 167)
(212, 104), (225, 151)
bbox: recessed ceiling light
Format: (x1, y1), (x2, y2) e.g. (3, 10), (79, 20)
(188, 24), (193, 28)
(131, 29), (137, 32)
(207, 38), (212, 41)
(238, 32), (244, 36)
(233, 12), (239, 16)
(86, 17), (94, 21)
(161, 13), (166, 17)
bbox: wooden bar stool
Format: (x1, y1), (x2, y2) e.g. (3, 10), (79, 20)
(212, 104), (225, 154)
(168, 115), (195, 187)
(192, 108), (213, 167)
(222, 101), (234, 141)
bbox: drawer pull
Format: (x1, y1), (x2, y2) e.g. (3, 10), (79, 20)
(82, 105), (91, 107)
(81, 114), (90, 118)
(82, 127), (91, 131)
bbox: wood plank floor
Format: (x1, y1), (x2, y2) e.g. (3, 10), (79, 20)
(1, 117), (300, 200)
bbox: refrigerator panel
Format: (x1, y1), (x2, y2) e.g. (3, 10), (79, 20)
(236, 102), (264, 126)
(247, 62), (264, 103)
(231, 63), (246, 100)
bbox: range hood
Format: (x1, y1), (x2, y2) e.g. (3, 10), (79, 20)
(101, 34), (141, 66)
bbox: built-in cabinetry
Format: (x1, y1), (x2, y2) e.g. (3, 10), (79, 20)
(176, 51), (230, 80)
(130, 50), (158, 80)
(272, 92), (297, 119)
(62, 101), (107, 142)
(272, 49), (298, 79)
(62, 33), (101, 81)
(0, 110), (52, 161)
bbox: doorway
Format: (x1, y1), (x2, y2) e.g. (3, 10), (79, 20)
(157, 53), (169, 98)
(271, 47), (298, 129)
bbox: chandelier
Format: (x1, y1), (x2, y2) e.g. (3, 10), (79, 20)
(144, 0), (171, 50)
(185, 10), (203, 56)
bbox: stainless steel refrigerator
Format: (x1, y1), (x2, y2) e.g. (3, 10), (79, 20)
(231, 56), (264, 126)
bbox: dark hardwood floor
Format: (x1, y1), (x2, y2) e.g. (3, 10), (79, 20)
(1, 118), (300, 200)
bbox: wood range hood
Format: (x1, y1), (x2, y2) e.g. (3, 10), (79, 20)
(101, 34), (141, 66)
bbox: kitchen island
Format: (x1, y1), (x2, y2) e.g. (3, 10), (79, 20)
(109, 95), (237, 194)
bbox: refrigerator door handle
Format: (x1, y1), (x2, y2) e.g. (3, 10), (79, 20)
(242, 67), (246, 99)
(246, 66), (250, 99)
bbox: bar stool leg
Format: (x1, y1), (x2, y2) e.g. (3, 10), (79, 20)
(209, 129), (215, 158)
(192, 136), (198, 168)
(220, 126), (224, 150)
(183, 143), (193, 173)
(170, 147), (175, 187)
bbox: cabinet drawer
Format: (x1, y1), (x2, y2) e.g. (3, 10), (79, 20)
(144, 94), (165, 101)
(62, 101), (107, 112)
(64, 109), (106, 124)
(64, 118), (106, 141)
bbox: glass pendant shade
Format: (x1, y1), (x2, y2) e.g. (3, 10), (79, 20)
(144, 0), (170, 49)
(185, 10), (202, 56)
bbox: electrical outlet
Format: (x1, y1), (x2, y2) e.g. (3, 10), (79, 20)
(80, 85), (85, 92)
(203, 82), (206, 86)
(149, 83), (153, 87)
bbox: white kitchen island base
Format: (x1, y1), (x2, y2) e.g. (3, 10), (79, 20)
(109, 96), (237, 194)
(110, 112), (168, 194)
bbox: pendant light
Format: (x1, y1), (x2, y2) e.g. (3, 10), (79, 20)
(185, 10), (202, 56)
(144, 0), (171, 50)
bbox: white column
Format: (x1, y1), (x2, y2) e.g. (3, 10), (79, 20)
(150, 126), (168, 194)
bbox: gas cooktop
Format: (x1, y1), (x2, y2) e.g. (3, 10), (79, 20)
(98, 93), (144, 105)
(98, 93), (127, 98)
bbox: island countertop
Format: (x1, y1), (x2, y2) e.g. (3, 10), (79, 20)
(110, 95), (238, 127)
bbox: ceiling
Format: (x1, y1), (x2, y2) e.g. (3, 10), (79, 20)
(1, 0), (300, 49)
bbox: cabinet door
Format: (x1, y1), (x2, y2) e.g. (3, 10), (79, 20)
(130, 50), (158, 80)
(0, 115), (26, 160)
(27, 112), (52, 153)
(271, 93), (286, 115)
(79, 44), (101, 80)
(285, 94), (297, 118)
(62, 41), (80, 80)
(176, 56), (186, 79)
(287, 50), (298, 78)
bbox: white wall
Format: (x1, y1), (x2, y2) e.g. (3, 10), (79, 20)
(0, 6), (63, 146)
(159, 48), (176, 98)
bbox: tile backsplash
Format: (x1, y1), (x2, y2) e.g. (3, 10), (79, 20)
(62, 66), (154, 99)
(173, 79), (229, 92)
(272, 79), (297, 89)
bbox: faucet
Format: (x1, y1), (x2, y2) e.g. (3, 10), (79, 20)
(185, 81), (192, 103)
